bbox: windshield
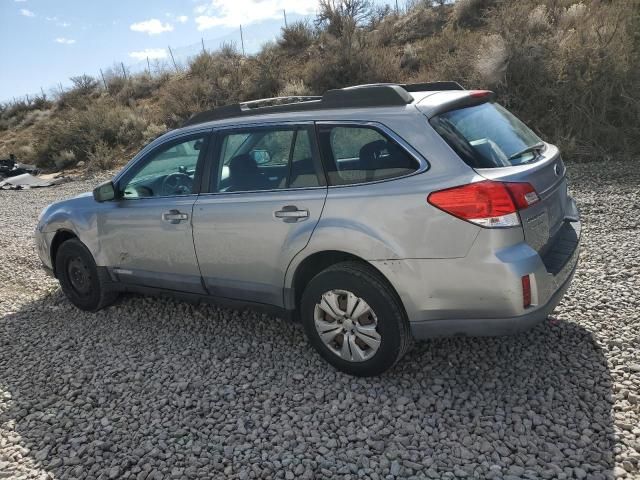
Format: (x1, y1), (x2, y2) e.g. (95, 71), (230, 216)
(430, 102), (544, 168)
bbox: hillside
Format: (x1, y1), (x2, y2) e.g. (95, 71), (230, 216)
(0, 0), (638, 172)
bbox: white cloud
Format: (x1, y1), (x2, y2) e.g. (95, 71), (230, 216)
(55, 37), (76, 44)
(194, 0), (315, 30)
(20, 8), (35, 17)
(14, 0), (27, 3)
(177, 15), (189, 23)
(129, 48), (168, 60)
(46, 16), (71, 27)
(130, 18), (174, 35)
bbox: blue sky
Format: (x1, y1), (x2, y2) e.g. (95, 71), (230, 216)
(0, 0), (321, 102)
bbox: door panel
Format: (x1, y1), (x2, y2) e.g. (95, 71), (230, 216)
(97, 196), (204, 293)
(193, 189), (326, 305)
(98, 131), (211, 294)
(193, 123), (326, 307)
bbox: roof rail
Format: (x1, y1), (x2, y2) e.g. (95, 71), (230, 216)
(182, 81), (464, 127)
(242, 95), (322, 109)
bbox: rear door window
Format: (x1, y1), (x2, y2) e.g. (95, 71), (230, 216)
(317, 125), (419, 185)
(213, 126), (321, 192)
(430, 102), (544, 168)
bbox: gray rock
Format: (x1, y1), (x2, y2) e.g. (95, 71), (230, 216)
(0, 163), (637, 480)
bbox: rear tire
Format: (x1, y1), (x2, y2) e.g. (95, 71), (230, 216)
(301, 261), (411, 376)
(55, 238), (117, 312)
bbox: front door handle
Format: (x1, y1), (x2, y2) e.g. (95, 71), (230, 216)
(274, 206), (309, 222)
(162, 209), (189, 224)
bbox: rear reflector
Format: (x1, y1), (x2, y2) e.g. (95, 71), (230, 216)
(427, 180), (539, 228)
(522, 275), (532, 308)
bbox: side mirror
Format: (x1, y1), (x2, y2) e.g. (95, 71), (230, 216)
(251, 149), (271, 165)
(93, 181), (116, 202)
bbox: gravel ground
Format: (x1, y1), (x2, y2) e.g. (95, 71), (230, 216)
(0, 162), (639, 480)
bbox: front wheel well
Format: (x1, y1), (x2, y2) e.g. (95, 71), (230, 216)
(291, 251), (402, 313)
(50, 230), (78, 276)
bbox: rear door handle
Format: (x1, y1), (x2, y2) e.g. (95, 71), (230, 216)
(162, 209), (189, 224)
(274, 206), (309, 222)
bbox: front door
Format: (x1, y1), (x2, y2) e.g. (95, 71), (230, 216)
(192, 123), (327, 306)
(97, 131), (211, 293)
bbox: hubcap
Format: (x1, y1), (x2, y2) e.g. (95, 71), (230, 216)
(313, 289), (381, 363)
(67, 256), (92, 296)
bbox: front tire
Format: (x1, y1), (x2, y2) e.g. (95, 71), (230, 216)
(55, 238), (117, 312)
(301, 262), (411, 376)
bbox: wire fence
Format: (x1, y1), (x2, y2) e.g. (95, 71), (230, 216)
(3, 1), (419, 106)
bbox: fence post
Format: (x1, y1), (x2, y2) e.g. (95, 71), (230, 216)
(201, 38), (206, 54)
(121, 62), (128, 81)
(168, 45), (179, 72)
(239, 24), (245, 56)
(283, 9), (288, 27)
(99, 69), (108, 90)
(147, 56), (151, 75)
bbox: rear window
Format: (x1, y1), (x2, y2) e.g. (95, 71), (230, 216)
(430, 102), (544, 168)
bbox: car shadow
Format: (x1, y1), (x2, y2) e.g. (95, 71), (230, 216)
(0, 290), (614, 479)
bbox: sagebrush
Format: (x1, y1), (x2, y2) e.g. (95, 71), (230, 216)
(0, 0), (638, 170)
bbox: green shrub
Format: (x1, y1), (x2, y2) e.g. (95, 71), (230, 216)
(33, 99), (150, 168)
(2, 0), (639, 169)
(87, 140), (118, 172)
(279, 21), (315, 52)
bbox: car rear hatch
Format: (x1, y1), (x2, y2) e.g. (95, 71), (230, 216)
(475, 150), (575, 253)
(425, 93), (580, 263)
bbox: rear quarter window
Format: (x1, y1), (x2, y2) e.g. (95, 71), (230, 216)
(317, 125), (419, 185)
(430, 102), (544, 169)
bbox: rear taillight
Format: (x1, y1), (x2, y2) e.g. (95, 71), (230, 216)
(427, 180), (539, 228)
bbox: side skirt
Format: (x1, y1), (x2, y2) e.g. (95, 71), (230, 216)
(108, 280), (295, 321)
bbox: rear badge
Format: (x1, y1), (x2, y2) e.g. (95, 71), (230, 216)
(527, 211), (546, 225)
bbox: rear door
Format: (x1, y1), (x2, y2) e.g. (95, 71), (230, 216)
(192, 123), (327, 306)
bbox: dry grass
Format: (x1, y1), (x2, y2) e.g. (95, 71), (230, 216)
(1, 0), (638, 170)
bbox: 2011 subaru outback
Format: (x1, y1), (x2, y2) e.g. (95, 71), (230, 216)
(35, 82), (581, 376)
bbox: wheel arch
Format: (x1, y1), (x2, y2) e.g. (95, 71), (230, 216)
(50, 229), (79, 276)
(287, 250), (405, 316)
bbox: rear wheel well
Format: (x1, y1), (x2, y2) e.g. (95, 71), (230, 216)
(292, 251), (402, 313)
(50, 230), (78, 276)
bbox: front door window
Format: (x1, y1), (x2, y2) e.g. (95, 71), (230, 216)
(122, 136), (207, 198)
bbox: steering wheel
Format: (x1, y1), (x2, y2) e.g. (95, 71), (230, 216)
(161, 173), (193, 196)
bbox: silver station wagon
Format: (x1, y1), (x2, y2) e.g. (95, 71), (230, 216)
(35, 82), (581, 376)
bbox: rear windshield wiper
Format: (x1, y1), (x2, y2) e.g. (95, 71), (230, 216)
(508, 142), (546, 161)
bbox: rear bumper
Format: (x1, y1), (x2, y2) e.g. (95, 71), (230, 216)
(409, 258), (577, 338)
(371, 219), (581, 339)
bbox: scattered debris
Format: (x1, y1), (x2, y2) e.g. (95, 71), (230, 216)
(0, 154), (38, 179)
(0, 173), (70, 190)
